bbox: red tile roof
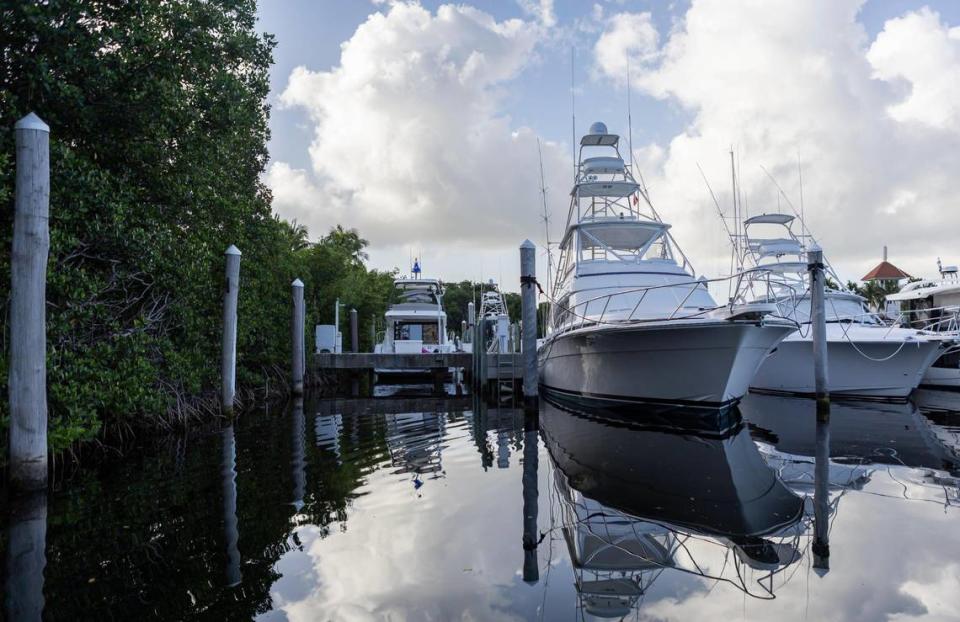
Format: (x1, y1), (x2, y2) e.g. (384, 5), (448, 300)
(861, 261), (911, 281)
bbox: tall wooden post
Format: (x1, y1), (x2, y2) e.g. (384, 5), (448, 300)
(808, 246), (830, 419)
(520, 240), (539, 409)
(350, 308), (358, 353)
(9, 113), (50, 491)
(221, 245), (241, 416)
(291, 279), (305, 396)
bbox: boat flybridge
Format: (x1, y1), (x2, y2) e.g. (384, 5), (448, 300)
(375, 278), (453, 355)
(731, 214), (947, 399)
(479, 282), (511, 353)
(885, 259), (960, 390)
(538, 122), (796, 409)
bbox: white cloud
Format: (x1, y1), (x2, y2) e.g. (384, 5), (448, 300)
(269, 2), (569, 282)
(593, 0), (960, 284)
(867, 7), (960, 132)
(518, 0), (556, 28)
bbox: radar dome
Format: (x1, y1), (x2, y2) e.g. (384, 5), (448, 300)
(588, 121), (608, 135)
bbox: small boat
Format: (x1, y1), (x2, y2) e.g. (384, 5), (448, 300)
(733, 214), (947, 400)
(374, 277), (454, 381)
(886, 260), (960, 390)
(538, 122), (795, 409)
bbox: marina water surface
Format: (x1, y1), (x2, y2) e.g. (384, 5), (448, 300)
(2, 389), (959, 621)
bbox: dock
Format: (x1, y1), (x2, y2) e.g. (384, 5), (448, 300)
(313, 351), (525, 391)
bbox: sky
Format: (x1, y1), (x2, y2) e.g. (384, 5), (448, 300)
(256, 0), (960, 293)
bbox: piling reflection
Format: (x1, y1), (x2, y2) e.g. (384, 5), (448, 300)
(4, 490), (47, 621)
(221, 425), (242, 587)
(813, 416), (831, 572)
(521, 411), (539, 584)
(540, 399), (807, 616)
(291, 398), (306, 511)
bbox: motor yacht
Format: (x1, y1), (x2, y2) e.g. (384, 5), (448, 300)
(374, 278), (453, 381)
(538, 122), (795, 409)
(732, 214), (946, 400)
(886, 260), (960, 390)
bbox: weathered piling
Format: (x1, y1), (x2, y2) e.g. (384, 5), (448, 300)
(291, 279), (305, 396)
(461, 320), (467, 343)
(520, 240), (539, 408)
(467, 302), (476, 328)
(350, 308), (359, 353)
(9, 113), (50, 491)
(221, 245), (241, 416)
(807, 246), (830, 418)
(812, 417), (831, 573)
(521, 412), (540, 584)
(370, 315), (376, 352)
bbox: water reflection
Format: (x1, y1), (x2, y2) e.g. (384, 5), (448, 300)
(4, 392), (960, 620)
(221, 425), (242, 587)
(292, 398), (306, 511)
(540, 399), (808, 616)
(4, 490), (47, 621)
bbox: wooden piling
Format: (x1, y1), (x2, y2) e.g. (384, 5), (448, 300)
(291, 279), (305, 396)
(350, 308), (358, 353)
(807, 246), (830, 419)
(520, 240), (539, 408)
(8, 112), (50, 491)
(221, 245), (241, 416)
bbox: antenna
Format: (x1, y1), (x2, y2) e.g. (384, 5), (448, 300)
(797, 153), (808, 242)
(698, 163), (736, 301)
(537, 137), (554, 290)
(729, 148), (739, 268)
(571, 46), (577, 182)
(627, 55), (634, 178)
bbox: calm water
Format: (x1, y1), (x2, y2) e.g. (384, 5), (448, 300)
(3, 388), (960, 621)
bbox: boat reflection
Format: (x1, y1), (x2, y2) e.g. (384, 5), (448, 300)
(540, 399), (807, 617)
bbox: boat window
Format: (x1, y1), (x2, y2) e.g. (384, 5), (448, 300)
(394, 322), (439, 342)
(395, 287), (438, 305)
(778, 296), (880, 324)
(577, 223), (667, 262)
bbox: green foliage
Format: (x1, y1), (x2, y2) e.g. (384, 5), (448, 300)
(0, 1), (396, 458)
(845, 279), (902, 310)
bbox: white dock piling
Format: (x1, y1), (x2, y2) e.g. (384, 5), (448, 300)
(807, 246), (830, 418)
(467, 302), (476, 328)
(221, 245), (241, 416)
(520, 240), (539, 408)
(9, 113), (50, 491)
(291, 279), (305, 396)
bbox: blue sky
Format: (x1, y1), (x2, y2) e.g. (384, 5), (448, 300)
(256, 0), (960, 289)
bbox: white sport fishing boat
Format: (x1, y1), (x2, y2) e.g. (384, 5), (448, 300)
(886, 260), (960, 390)
(732, 214), (946, 400)
(538, 122), (796, 409)
(374, 278), (453, 379)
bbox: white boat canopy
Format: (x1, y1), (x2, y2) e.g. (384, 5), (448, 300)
(744, 213), (796, 226)
(573, 180), (639, 198)
(741, 261), (809, 275)
(749, 239), (804, 258)
(580, 132), (620, 146)
(887, 281), (960, 301)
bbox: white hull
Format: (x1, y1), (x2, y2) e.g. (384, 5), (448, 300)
(539, 320), (793, 408)
(750, 333), (944, 399)
(919, 364), (960, 390)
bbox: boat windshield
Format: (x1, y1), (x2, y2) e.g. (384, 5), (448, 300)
(573, 222), (670, 263)
(394, 321), (439, 342)
(395, 285), (439, 305)
(778, 295), (880, 325)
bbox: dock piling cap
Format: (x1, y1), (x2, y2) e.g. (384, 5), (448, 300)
(15, 112), (49, 133)
(225, 244), (242, 256)
(520, 239), (536, 250)
(292, 278), (304, 287)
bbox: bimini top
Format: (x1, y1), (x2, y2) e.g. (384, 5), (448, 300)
(744, 213), (796, 226)
(580, 121), (620, 147)
(581, 156), (625, 175)
(887, 280), (960, 302)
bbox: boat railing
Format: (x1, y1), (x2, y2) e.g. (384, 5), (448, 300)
(886, 306), (960, 335)
(550, 272), (801, 336)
